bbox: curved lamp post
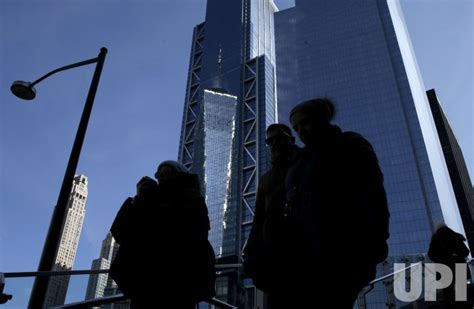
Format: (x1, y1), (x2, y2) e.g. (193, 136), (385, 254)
(11, 47), (107, 309)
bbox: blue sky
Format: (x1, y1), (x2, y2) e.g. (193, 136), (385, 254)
(0, 0), (472, 307)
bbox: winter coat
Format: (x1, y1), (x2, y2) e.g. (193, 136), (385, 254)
(243, 148), (300, 292)
(110, 172), (216, 304)
(285, 125), (389, 288)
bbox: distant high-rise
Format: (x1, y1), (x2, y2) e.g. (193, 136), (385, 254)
(102, 280), (130, 309)
(274, 1), (466, 307)
(178, 0), (278, 306)
(43, 175), (88, 308)
(85, 232), (119, 305)
(427, 89), (474, 249)
(85, 258), (110, 308)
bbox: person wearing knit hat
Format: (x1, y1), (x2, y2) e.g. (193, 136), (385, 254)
(284, 98), (389, 308)
(157, 160), (190, 174)
(289, 97), (336, 147)
(155, 160), (190, 186)
(110, 160), (216, 308)
(289, 97), (336, 123)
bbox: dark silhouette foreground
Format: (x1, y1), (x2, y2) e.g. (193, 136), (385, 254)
(243, 124), (300, 299)
(110, 161), (215, 308)
(270, 98), (390, 308)
(428, 224), (471, 308)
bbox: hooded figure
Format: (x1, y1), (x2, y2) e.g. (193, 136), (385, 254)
(110, 160), (215, 308)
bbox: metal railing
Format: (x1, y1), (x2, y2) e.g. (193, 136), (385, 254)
(52, 294), (128, 309)
(3, 269), (111, 278)
(7, 261), (459, 308)
(1, 264), (241, 308)
(52, 294), (237, 309)
(3, 263), (242, 279)
(357, 262), (423, 309)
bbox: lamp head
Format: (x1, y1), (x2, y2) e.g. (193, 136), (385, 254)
(11, 81), (36, 100)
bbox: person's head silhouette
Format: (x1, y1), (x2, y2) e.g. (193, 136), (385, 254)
(155, 160), (189, 186)
(265, 124), (296, 164)
(289, 98), (336, 147)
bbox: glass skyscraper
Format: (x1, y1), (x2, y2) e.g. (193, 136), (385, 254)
(178, 0), (278, 306)
(275, 0), (467, 307)
(195, 89), (238, 256)
(179, 0), (468, 307)
(85, 232), (120, 306)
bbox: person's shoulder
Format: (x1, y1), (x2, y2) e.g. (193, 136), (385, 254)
(178, 174), (206, 204)
(184, 188), (204, 200)
(295, 145), (312, 161)
(292, 145), (304, 159)
(116, 196), (136, 214)
(439, 226), (466, 241)
(122, 196), (134, 207)
(258, 170), (273, 188)
(339, 131), (371, 146)
(177, 172), (200, 188)
(337, 131), (375, 154)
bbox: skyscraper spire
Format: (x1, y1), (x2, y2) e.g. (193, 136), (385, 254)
(212, 45), (224, 91)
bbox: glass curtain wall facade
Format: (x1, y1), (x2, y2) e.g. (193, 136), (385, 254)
(194, 89), (238, 256)
(275, 0), (466, 307)
(178, 0), (278, 307)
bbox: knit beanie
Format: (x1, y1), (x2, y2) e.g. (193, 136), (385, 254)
(289, 98), (336, 124)
(157, 160), (190, 174)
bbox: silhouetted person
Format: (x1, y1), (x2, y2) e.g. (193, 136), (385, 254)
(0, 274), (12, 305)
(110, 160), (216, 308)
(283, 98), (389, 308)
(428, 224), (471, 306)
(243, 124), (300, 303)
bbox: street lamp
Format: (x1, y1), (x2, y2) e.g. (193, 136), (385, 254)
(10, 47), (107, 309)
